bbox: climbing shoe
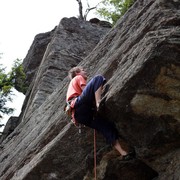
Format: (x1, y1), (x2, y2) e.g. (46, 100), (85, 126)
(121, 154), (134, 161)
(120, 150), (136, 161)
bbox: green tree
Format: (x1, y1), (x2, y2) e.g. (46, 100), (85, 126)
(0, 64), (14, 120)
(0, 58), (27, 122)
(97, 0), (135, 25)
(9, 59), (27, 94)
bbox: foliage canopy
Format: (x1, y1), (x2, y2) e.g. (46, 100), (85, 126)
(0, 65), (14, 119)
(96, 0), (135, 25)
(0, 58), (27, 120)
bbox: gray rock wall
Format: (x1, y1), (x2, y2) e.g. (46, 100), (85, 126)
(23, 28), (56, 86)
(0, 0), (179, 179)
(0, 117), (19, 143)
(21, 17), (110, 123)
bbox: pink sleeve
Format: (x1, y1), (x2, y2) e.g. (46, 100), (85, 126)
(77, 75), (86, 89)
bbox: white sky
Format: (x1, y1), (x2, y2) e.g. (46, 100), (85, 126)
(0, 0), (101, 130)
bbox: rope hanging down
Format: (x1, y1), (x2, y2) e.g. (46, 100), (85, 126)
(94, 129), (97, 180)
(78, 125), (97, 179)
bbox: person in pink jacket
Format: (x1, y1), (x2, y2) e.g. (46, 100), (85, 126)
(66, 66), (135, 160)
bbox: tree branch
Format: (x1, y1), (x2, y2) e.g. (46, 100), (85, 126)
(76, 0), (84, 20)
(84, 6), (96, 20)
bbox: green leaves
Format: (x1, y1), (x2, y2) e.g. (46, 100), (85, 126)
(9, 59), (27, 94)
(0, 65), (12, 94)
(0, 58), (27, 119)
(97, 0), (135, 25)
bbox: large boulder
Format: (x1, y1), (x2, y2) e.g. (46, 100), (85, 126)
(0, 0), (179, 179)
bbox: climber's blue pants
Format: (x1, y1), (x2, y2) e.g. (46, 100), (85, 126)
(74, 75), (119, 144)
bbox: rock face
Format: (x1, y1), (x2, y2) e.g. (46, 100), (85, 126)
(0, 0), (180, 179)
(22, 28), (56, 87)
(0, 117), (19, 143)
(21, 17), (110, 123)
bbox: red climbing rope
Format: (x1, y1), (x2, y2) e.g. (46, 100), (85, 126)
(94, 129), (97, 180)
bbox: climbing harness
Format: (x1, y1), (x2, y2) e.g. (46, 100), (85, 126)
(64, 97), (77, 116)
